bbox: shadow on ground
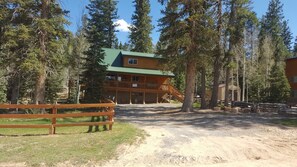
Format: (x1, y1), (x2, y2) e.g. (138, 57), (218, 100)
(114, 104), (297, 130)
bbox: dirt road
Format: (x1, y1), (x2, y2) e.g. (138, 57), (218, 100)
(103, 104), (297, 167)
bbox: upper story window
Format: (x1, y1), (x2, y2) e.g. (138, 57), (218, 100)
(293, 76), (297, 83)
(128, 58), (138, 65)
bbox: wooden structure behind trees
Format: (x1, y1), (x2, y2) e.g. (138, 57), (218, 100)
(99, 48), (184, 104)
(286, 57), (297, 99)
(0, 103), (115, 135)
(218, 84), (241, 103)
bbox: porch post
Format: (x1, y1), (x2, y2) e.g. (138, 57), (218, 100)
(130, 74), (132, 104)
(115, 89), (118, 104)
(144, 76), (146, 104)
(130, 91), (132, 104)
(143, 92), (146, 104)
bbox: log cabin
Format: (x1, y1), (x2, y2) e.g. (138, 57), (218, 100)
(102, 48), (184, 104)
(285, 57), (297, 105)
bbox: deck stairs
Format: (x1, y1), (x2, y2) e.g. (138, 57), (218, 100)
(160, 85), (184, 103)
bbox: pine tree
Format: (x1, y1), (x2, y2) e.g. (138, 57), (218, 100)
(6, 0), (68, 103)
(268, 64), (290, 103)
(25, 0), (69, 104)
(129, 0), (153, 53)
(1, 1), (69, 104)
(0, 1), (10, 102)
(158, 0), (216, 112)
(0, 67), (7, 103)
(260, 0), (289, 61)
(45, 71), (64, 103)
(256, 35), (275, 101)
(262, 0), (284, 37)
(101, 0), (119, 48)
(116, 42), (130, 51)
(0, 1), (35, 104)
(256, 0), (291, 103)
(68, 15), (89, 104)
(83, 0), (118, 103)
(84, 0), (119, 132)
(210, 0), (223, 108)
(281, 20), (293, 51)
(223, 0), (255, 106)
(293, 36), (297, 57)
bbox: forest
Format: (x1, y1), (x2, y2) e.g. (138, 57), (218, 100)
(0, 0), (297, 112)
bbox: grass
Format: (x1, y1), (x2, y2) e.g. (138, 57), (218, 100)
(276, 119), (297, 127)
(0, 118), (144, 166)
(193, 102), (201, 108)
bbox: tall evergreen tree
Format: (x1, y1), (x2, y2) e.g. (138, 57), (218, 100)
(0, 69), (7, 103)
(0, 1), (34, 103)
(101, 0), (119, 48)
(68, 15), (89, 104)
(83, 0), (118, 103)
(29, 0), (68, 104)
(0, 1), (68, 104)
(210, 0), (223, 108)
(223, 0), (255, 106)
(268, 64), (290, 103)
(129, 0), (153, 53)
(261, 0), (284, 37)
(116, 42), (131, 51)
(257, 0), (291, 102)
(281, 20), (293, 51)
(0, 0), (10, 102)
(158, 0), (216, 112)
(260, 0), (289, 61)
(293, 36), (297, 57)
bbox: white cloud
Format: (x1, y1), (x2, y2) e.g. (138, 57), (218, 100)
(114, 19), (131, 32)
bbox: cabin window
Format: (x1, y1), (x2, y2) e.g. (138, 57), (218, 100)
(293, 76), (297, 83)
(128, 58), (138, 65)
(132, 76), (139, 82)
(294, 90), (297, 98)
(106, 75), (116, 80)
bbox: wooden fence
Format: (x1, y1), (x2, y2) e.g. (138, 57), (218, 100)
(0, 103), (115, 134)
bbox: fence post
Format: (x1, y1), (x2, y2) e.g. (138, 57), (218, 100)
(108, 107), (114, 130)
(50, 106), (57, 134)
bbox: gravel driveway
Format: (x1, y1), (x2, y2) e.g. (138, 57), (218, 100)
(103, 104), (297, 167)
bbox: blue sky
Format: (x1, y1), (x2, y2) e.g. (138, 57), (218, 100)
(61, 0), (297, 45)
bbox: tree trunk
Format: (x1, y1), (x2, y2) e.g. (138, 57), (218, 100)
(200, 67), (207, 109)
(10, 74), (20, 104)
(242, 50), (246, 101)
(224, 61), (231, 106)
(76, 83), (80, 104)
(231, 68), (234, 101)
(246, 80), (249, 102)
(181, 59), (196, 112)
(34, 68), (46, 104)
(76, 51), (81, 104)
(224, 0), (236, 106)
(210, 0), (222, 109)
(236, 56), (239, 101)
(210, 61), (220, 108)
(34, 0), (49, 104)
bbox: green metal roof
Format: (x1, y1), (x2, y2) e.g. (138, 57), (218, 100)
(107, 66), (174, 76)
(121, 50), (162, 58)
(287, 57), (297, 61)
(102, 48), (123, 66)
(102, 48), (174, 77)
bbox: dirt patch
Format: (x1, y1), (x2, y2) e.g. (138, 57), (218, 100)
(0, 162), (26, 167)
(103, 104), (297, 167)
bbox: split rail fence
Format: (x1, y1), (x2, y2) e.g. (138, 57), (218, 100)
(0, 103), (115, 134)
